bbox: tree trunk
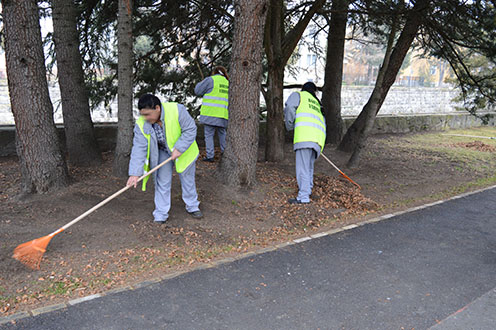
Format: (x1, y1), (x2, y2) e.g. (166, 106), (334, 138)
(264, 0), (285, 162)
(219, 0), (268, 187)
(263, 0), (326, 162)
(113, 0), (134, 177)
(345, 0), (430, 167)
(339, 0), (429, 154)
(264, 69), (285, 162)
(3, 0), (69, 194)
(337, 98), (369, 152)
(321, 0), (348, 145)
(52, 0), (102, 167)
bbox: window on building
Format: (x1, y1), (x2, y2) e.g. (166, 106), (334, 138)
(307, 54), (317, 66)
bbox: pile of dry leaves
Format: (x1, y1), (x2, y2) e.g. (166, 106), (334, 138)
(255, 166), (377, 229)
(452, 141), (496, 152)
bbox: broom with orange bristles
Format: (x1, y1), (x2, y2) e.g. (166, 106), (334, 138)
(321, 153), (361, 189)
(13, 156), (173, 270)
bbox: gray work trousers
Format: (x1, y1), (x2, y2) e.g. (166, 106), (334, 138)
(153, 148), (200, 221)
(204, 124), (226, 159)
(295, 148), (317, 203)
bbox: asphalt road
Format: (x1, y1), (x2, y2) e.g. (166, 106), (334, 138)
(3, 187), (495, 330)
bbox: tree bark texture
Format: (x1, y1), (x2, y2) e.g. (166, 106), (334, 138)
(3, 0), (69, 194)
(264, 0), (285, 162)
(52, 0), (102, 167)
(264, 0), (325, 162)
(219, 0), (268, 187)
(321, 0), (349, 145)
(113, 0), (134, 177)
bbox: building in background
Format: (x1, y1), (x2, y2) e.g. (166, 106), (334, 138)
(286, 24), (453, 88)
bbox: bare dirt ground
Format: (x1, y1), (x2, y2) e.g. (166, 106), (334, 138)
(1, 126), (495, 316)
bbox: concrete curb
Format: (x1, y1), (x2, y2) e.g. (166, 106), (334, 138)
(1, 184), (495, 325)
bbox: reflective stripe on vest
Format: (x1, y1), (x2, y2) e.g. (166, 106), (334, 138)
(136, 102), (200, 191)
(136, 116), (152, 191)
(293, 91), (326, 151)
(200, 75), (229, 120)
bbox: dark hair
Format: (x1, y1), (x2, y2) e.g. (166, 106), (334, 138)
(301, 82), (321, 105)
(138, 94), (161, 110)
(212, 65), (229, 81)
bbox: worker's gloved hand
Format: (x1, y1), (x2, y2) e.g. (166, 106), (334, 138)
(127, 176), (139, 188)
(171, 148), (182, 161)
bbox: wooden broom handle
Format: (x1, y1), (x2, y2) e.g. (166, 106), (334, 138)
(320, 153), (361, 189)
(320, 153), (341, 172)
(51, 157), (174, 235)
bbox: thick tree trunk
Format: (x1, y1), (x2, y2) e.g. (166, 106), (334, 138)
(263, 0), (325, 162)
(337, 99), (369, 152)
(3, 0), (69, 194)
(264, 66), (286, 161)
(345, 0), (430, 167)
(219, 0), (268, 187)
(113, 0), (134, 177)
(264, 0), (285, 162)
(52, 0), (102, 167)
(321, 0), (348, 145)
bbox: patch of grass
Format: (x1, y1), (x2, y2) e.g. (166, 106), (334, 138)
(380, 128), (496, 172)
(37, 278), (84, 298)
(222, 245), (234, 253)
(44, 281), (69, 296)
(389, 174), (496, 208)
(445, 127), (496, 138)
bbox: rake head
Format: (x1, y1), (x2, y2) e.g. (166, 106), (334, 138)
(12, 235), (53, 270)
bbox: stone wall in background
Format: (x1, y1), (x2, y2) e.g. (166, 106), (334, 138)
(343, 112), (496, 134)
(339, 86), (462, 116)
(0, 83), (466, 125)
(1, 112), (494, 157)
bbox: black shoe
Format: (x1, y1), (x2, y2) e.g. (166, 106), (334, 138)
(202, 157), (214, 163)
(154, 220), (166, 225)
(188, 210), (203, 219)
(288, 198), (310, 205)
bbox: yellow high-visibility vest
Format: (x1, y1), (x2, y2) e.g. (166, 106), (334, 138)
(136, 102), (199, 191)
(294, 91), (326, 151)
(200, 75), (229, 120)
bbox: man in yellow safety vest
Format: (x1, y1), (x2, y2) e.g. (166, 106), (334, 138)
(195, 66), (229, 162)
(127, 94), (202, 223)
(284, 82), (326, 204)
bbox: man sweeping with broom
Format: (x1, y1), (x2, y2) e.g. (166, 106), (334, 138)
(12, 95), (202, 269)
(284, 82), (326, 204)
(127, 94), (203, 223)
